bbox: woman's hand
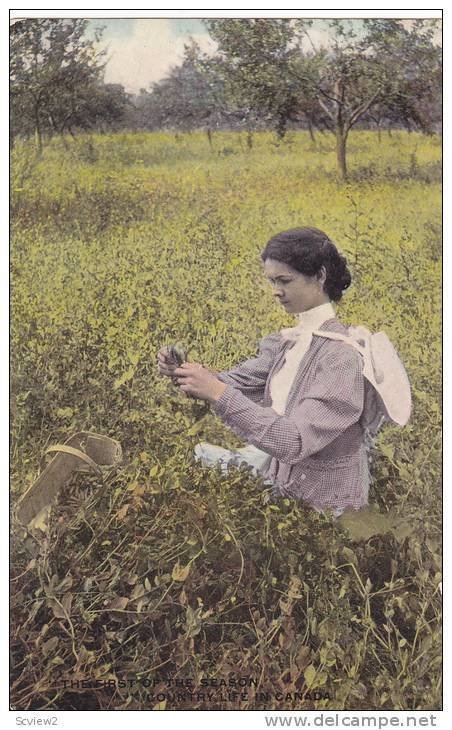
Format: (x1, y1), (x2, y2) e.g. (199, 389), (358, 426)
(157, 347), (178, 378)
(174, 363), (227, 403)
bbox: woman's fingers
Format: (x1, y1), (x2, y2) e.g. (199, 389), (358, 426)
(157, 350), (207, 394)
(157, 348), (177, 377)
(174, 363), (202, 375)
(157, 347), (171, 363)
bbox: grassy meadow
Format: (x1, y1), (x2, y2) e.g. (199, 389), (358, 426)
(10, 129), (442, 710)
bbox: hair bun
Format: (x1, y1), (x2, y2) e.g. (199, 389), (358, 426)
(326, 252), (351, 300)
(261, 227), (352, 302)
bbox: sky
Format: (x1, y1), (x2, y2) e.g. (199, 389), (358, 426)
(85, 17), (442, 95)
(86, 18), (217, 94)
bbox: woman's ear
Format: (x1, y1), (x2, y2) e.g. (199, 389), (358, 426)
(317, 266), (327, 285)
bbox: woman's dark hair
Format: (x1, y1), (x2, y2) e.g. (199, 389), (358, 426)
(261, 226), (351, 302)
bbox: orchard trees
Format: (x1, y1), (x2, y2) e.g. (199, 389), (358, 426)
(204, 18), (441, 178)
(10, 18), (123, 150)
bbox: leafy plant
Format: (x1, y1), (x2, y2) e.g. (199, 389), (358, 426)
(11, 129), (441, 710)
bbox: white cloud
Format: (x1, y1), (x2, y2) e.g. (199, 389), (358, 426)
(99, 19), (216, 93)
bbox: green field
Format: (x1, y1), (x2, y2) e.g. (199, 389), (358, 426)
(11, 130), (442, 710)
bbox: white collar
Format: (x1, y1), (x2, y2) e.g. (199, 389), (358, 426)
(281, 301), (336, 341)
(297, 301), (336, 330)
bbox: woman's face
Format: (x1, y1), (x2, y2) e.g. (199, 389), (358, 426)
(263, 258), (330, 314)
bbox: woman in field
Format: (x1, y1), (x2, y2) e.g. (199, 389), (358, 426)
(157, 226), (408, 516)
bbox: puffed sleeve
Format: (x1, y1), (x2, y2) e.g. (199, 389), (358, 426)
(211, 344), (364, 464)
(216, 332), (282, 404)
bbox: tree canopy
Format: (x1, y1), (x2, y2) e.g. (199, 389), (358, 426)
(10, 17), (441, 175)
(10, 18), (115, 150)
(204, 18), (441, 177)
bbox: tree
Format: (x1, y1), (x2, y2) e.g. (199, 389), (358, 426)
(52, 82), (130, 135)
(134, 40), (228, 144)
(10, 18), (106, 151)
(360, 19), (442, 135)
(203, 18), (441, 179)
(290, 20), (398, 179)
(203, 19), (298, 147)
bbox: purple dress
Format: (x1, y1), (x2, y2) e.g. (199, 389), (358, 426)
(197, 317), (378, 515)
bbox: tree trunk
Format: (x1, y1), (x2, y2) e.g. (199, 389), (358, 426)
(206, 127), (213, 149)
(34, 111), (43, 155)
(307, 120), (316, 143)
(60, 132), (70, 150)
(377, 122), (382, 143)
(336, 128), (347, 180)
(246, 129), (253, 150)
